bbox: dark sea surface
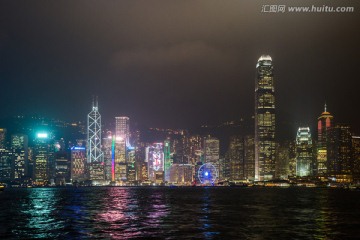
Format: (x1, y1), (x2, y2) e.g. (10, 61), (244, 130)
(0, 187), (360, 239)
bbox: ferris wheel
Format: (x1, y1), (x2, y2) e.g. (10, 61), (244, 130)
(198, 163), (218, 185)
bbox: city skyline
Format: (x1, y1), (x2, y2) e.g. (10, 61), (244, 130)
(0, 0), (359, 139)
(1, 1), (360, 239)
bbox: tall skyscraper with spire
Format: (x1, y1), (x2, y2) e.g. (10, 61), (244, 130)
(87, 97), (104, 182)
(255, 55), (276, 181)
(317, 103), (333, 177)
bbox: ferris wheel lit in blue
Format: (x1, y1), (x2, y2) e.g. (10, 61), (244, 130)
(198, 163), (218, 184)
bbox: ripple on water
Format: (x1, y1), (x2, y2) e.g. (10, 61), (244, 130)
(1, 187), (360, 239)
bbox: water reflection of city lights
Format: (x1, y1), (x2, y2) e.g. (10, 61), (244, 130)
(18, 189), (64, 238)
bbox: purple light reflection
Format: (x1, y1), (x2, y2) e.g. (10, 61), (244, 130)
(96, 188), (142, 238)
(96, 188), (170, 238)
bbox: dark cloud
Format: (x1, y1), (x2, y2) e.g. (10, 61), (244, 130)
(110, 41), (237, 68)
(0, 0), (360, 139)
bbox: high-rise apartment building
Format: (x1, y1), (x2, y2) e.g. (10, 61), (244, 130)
(255, 55), (276, 181)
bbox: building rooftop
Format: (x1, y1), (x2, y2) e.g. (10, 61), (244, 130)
(258, 55), (272, 62)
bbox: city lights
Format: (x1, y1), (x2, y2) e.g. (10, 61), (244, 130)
(37, 133), (48, 138)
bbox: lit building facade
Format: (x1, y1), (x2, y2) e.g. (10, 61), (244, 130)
(11, 134), (28, 180)
(169, 164), (194, 184)
(244, 135), (255, 180)
(0, 149), (13, 182)
(275, 142), (290, 179)
(70, 146), (87, 182)
(33, 132), (54, 186)
(127, 147), (136, 183)
(255, 55), (276, 181)
(220, 156), (230, 181)
(352, 136), (360, 182)
(102, 133), (113, 181)
(164, 139), (172, 182)
(203, 136), (219, 164)
(87, 98), (104, 182)
(296, 127), (313, 177)
(186, 135), (203, 165)
(327, 124), (352, 182)
(317, 104), (333, 177)
(54, 151), (69, 186)
(227, 136), (244, 181)
(0, 128), (6, 149)
(115, 116), (130, 147)
(114, 116), (130, 183)
(147, 143), (164, 184)
(114, 137), (126, 182)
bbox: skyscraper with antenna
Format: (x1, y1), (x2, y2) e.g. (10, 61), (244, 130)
(317, 103), (333, 177)
(87, 96), (104, 182)
(255, 55), (276, 181)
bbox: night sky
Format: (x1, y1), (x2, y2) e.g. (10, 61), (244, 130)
(1, 0), (360, 139)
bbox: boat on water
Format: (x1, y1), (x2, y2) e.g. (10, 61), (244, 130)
(0, 184), (6, 191)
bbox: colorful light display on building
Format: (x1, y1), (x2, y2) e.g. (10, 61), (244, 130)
(147, 143), (164, 183)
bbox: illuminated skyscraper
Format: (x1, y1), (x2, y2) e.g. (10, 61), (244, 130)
(113, 117), (130, 183)
(33, 132), (54, 186)
(0, 149), (13, 182)
(164, 139), (172, 182)
(317, 104), (333, 177)
(147, 143), (164, 184)
(54, 151), (69, 186)
(11, 134), (28, 180)
(275, 142), (290, 179)
(203, 136), (219, 164)
(127, 147), (136, 183)
(296, 127), (313, 177)
(255, 55), (276, 181)
(327, 124), (352, 182)
(102, 132), (113, 181)
(244, 135), (255, 180)
(71, 146), (87, 182)
(87, 98), (104, 182)
(227, 136), (244, 181)
(115, 117), (130, 147)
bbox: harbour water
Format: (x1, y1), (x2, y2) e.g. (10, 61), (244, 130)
(0, 187), (359, 239)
